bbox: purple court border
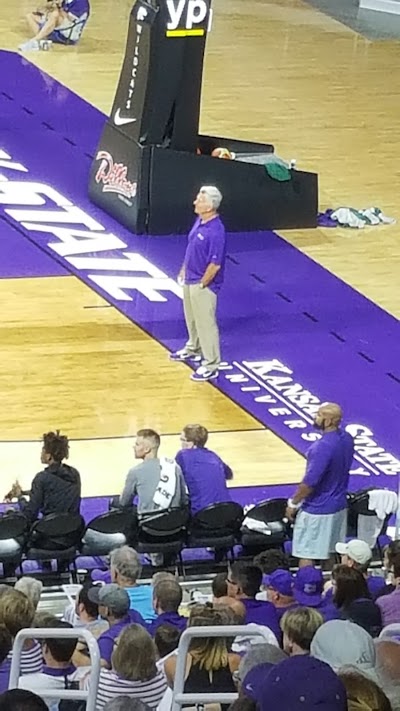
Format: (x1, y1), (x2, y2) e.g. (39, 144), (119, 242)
(0, 52), (399, 507)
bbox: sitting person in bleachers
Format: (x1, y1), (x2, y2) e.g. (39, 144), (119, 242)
(339, 669), (393, 711)
(20, 0), (90, 52)
(14, 579), (43, 613)
(119, 429), (188, 516)
(293, 566), (339, 621)
(0, 626), (12, 694)
(212, 572), (228, 601)
(147, 579), (187, 636)
(0, 689), (48, 711)
(263, 569), (298, 622)
(176, 424), (232, 513)
(18, 619), (78, 703)
(73, 585), (109, 637)
(376, 553), (400, 626)
(164, 603), (240, 696)
(254, 548), (291, 601)
(4, 430), (81, 524)
(82, 623), (167, 710)
(311, 619), (379, 681)
(109, 547), (155, 623)
(154, 623), (181, 661)
(0, 589), (42, 675)
(226, 564), (281, 643)
(280, 607), (323, 656)
(335, 538), (384, 598)
(87, 584), (144, 669)
(376, 539), (400, 600)
(375, 640), (400, 710)
(332, 565), (382, 638)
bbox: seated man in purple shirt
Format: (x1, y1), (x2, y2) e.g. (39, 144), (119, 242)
(264, 569), (298, 622)
(293, 566), (339, 622)
(286, 402), (354, 567)
(227, 563), (281, 642)
(176, 424), (232, 514)
(147, 579), (187, 637)
(88, 584), (144, 668)
(376, 553), (400, 626)
(170, 186), (226, 382)
(20, 0), (90, 52)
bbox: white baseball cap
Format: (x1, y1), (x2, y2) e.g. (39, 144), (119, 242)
(335, 539), (372, 565)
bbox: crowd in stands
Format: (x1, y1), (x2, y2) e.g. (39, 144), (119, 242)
(0, 539), (398, 709)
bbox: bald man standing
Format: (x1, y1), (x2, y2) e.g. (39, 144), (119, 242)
(286, 403), (354, 568)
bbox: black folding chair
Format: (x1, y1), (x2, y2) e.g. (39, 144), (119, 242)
(240, 498), (290, 554)
(82, 509), (138, 555)
(0, 512), (29, 578)
(137, 508), (189, 573)
(187, 502), (243, 562)
(24, 512), (85, 578)
(347, 489), (392, 561)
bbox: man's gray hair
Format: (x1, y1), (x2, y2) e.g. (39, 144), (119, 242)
(152, 571), (176, 588)
(104, 698), (151, 711)
(110, 546), (142, 582)
(14, 577), (43, 610)
(238, 643), (287, 681)
(200, 185), (223, 210)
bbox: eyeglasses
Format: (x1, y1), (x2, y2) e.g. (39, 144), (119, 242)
(227, 578), (238, 586)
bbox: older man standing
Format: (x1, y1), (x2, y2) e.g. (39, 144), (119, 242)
(286, 402), (354, 568)
(170, 186), (226, 382)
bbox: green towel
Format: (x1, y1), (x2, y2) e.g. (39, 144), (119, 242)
(264, 161), (291, 182)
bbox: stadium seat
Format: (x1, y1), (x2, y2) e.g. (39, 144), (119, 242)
(347, 488), (393, 559)
(82, 509), (138, 555)
(0, 512), (28, 577)
(23, 512), (85, 578)
(187, 502), (243, 561)
(137, 508), (189, 572)
(240, 498), (290, 554)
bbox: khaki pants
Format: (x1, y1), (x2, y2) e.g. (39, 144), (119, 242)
(183, 283), (221, 372)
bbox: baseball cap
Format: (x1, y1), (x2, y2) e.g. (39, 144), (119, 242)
(335, 539), (372, 565)
(263, 569), (293, 597)
(294, 566), (324, 606)
(311, 620), (376, 675)
(242, 662), (273, 700)
(256, 655), (347, 711)
(88, 583), (130, 616)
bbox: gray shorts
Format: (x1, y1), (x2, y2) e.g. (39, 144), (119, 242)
(292, 508), (347, 560)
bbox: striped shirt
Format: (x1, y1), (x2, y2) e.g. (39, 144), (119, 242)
(83, 668), (167, 710)
(8, 641), (43, 675)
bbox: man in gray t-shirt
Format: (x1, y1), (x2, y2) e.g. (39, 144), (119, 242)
(119, 428), (188, 516)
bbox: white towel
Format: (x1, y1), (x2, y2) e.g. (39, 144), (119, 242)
(152, 457), (177, 510)
(368, 490), (398, 521)
(242, 516), (272, 536)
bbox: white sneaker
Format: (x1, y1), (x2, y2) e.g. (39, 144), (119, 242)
(18, 39), (41, 52)
(169, 348), (201, 363)
(191, 366), (219, 382)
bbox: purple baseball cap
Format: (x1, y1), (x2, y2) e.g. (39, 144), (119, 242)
(256, 656), (347, 711)
(263, 569), (293, 597)
(242, 662), (273, 701)
(294, 566), (324, 607)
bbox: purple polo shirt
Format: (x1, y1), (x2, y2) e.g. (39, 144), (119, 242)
(184, 216), (226, 293)
(176, 448), (231, 514)
(302, 429), (354, 515)
(376, 587), (400, 626)
(242, 598), (281, 642)
(97, 615), (133, 665)
(0, 659), (11, 693)
(62, 0), (90, 17)
(147, 611), (187, 636)
(274, 602), (299, 623)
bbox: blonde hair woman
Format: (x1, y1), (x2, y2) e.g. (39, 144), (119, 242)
(164, 603), (240, 699)
(280, 606), (324, 655)
(82, 624), (167, 710)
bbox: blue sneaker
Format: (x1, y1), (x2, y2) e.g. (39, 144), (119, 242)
(191, 366), (219, 382)
(169, 348), (201, 363)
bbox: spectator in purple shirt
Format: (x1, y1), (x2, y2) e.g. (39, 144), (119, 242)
(176, 424), (232, 514)
(264, 569), (298, 622)
(335, 538), (385, 598)
(20, 0), (90, 52)
(170, 186), (226, 382)
(88, 584), (145, 668)
(286, 402), (354, 567)
(227, 563), (281, 642)
(293, 566), (339, 622)
(376, 553), (400, 626)
(147, 580), (187, 637)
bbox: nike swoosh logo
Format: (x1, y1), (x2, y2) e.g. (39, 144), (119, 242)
(114, 109), (137, 126)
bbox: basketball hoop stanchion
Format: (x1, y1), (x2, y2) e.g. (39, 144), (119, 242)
(88, 0), (318, 235)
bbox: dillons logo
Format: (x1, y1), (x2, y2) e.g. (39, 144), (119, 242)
(95, 151), (137, 199)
